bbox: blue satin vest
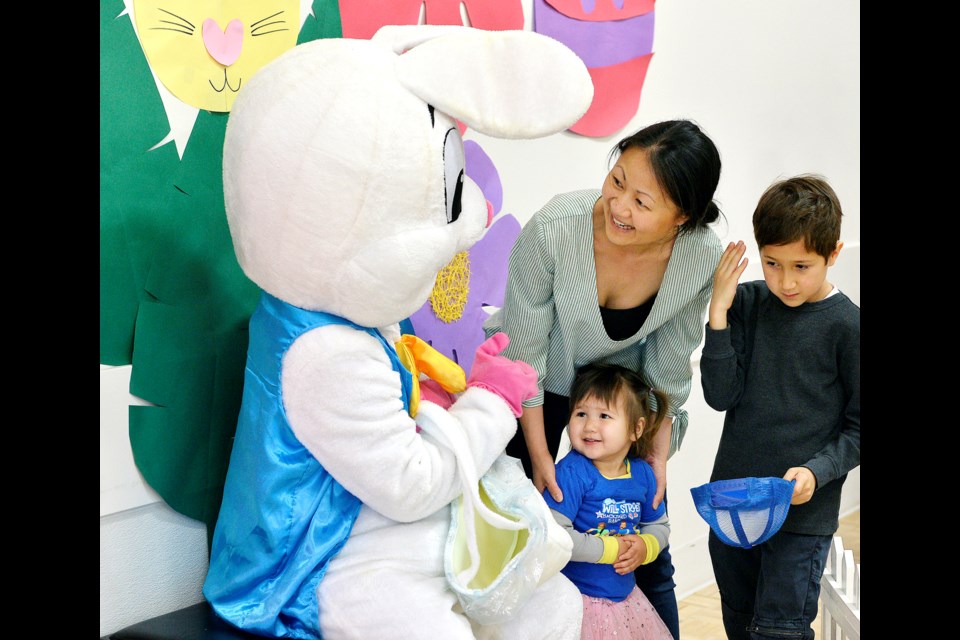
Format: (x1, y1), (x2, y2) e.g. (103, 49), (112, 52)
(203, 292), (413, 639)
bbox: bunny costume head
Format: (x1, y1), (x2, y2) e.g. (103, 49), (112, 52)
(224, 25), (591, 327)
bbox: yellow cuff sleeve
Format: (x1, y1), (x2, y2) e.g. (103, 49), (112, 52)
(598, 536), (620, 564)
(638, 533), (661, 565)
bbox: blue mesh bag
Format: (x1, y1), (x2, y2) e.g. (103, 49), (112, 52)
(690, 477), (794, 549)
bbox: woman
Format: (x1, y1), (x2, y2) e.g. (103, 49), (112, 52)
(483, 119), (724, 638)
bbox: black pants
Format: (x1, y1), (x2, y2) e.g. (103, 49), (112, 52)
(709, 530), (830, 640)
(506, 391), (681, 639)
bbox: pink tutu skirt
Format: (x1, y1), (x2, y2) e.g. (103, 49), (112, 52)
(580, 586), (674, 640)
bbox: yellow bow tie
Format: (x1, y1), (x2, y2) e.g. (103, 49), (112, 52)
(395, 334), (467, 417)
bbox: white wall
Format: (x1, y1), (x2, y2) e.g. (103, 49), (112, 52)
(100, 1), (859, 635)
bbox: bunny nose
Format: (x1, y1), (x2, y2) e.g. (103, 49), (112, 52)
(203, 18), (244, 66)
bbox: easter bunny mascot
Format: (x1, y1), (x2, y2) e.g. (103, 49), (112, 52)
(203, 25), (594, 640)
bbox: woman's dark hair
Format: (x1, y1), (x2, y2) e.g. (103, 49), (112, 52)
(610, 119), (723, 234)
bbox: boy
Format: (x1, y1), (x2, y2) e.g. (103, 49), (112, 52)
(699, 175), (860, 640)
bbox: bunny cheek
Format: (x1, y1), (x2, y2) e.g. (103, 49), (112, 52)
(331, 176), (483, 329)
(451, 176), (488, 253)
(341, 226), (463, 326)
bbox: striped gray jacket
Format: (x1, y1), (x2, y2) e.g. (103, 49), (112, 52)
(484, 189), (722, 456)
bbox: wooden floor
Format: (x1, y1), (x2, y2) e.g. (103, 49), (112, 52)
(677, 509), (860, 640)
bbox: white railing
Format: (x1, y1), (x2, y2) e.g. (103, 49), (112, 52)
(820, 535), (859, 640)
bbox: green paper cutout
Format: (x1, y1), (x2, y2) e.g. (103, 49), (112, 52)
(100, 0), (177, 365)
(100, 0), (342, 549)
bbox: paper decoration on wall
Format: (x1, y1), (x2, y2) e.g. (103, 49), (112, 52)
(408, 140), (520, 377)
(133, 0), (301, 112)
(100, 0), (342, 544)
(339, 0), (523, 40)
(544, 0), (653, 22)
(572, 54), (653, 136)
(535, 0), (655, 137)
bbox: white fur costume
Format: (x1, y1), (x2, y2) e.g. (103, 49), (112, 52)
(204, 26), (593, 639)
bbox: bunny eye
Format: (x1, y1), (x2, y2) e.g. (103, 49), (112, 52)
(443, 127), (465, 224)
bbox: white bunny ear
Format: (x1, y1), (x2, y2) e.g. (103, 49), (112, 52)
(372, 24), (477, 54)
(392, 28), (594, 139)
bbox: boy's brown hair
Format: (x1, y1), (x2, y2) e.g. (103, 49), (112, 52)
(753, 174), (842, 261)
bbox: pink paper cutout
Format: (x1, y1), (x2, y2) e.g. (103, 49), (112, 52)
(545, 0), (653, 22)
(569, 54), (653, 137)
(339, 0), (523, 40)
(202, 18), (244, 66)
(534, 0), (654, 68)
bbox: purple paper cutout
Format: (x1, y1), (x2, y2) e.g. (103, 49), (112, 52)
(464, 140), (503, 216)
(534, 0), (654, 68)
(409, 213), (520, 376)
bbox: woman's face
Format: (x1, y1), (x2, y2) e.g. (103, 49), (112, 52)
(598, 146), (687, 248)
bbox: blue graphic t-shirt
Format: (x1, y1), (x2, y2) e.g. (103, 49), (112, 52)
(544, 450), (665, 601)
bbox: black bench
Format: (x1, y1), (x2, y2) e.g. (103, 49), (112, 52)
(101, 601), (261, 640)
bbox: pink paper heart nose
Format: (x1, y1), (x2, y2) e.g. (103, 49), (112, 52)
(202, 18), (244, 66)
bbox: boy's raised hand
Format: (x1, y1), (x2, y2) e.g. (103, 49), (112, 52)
(709, 241), (749, 330)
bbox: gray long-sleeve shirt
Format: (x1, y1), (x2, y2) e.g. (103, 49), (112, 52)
(700, 281), (860, 535)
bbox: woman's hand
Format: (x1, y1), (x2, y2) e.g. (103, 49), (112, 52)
(520, 406), (564, 502)
(646, 417), (672, 509)
(532, 452), (562, 502)
(646, 450), (667, 510)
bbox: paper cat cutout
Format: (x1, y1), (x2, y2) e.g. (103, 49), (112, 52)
(133, 0), (300, 111)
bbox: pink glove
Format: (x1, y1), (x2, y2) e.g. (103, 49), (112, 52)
(420, 378), (457, 409)
(466, 333), (538, 417)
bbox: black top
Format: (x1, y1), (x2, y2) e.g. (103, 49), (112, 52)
(599, 296), (656, 341)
